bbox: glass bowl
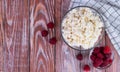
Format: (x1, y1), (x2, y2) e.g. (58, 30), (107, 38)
(89, 47), (114, 69)
(60, 6), (105, 51)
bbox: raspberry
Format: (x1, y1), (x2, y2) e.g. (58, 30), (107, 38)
(90, 54), (96, 61)
(105, 53), (112, 58)
(93, 47), (100, 53)
(100, 60), (109, 67)
(103, 56), (110, 62)
(100, 63), (108, 67)
(76, 53), (83, 61)
(41, 30), (48, 37)
(92, 52), (96, 55)
(101, 58), (113, 67)
(47, 22), (54, 29)
(100, 46), (104, 51)
(83, 65), (90, 71)
(49, 37), (57, 45)
(108, 59), (113, 64)
(97, 53), (104, 59)
(94, 58), (103, 66)
(103, 46), (111, 54)
(93, 62), (100, 68)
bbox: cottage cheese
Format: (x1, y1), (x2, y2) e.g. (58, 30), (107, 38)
(62, 7), (104, 49)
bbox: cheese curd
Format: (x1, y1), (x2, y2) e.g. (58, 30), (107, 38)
(62, 7), (104, 49)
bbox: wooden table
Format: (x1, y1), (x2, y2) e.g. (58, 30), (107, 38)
(0, 0), (120, 72)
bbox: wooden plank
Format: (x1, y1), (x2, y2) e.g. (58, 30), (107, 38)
(3, 0), (30, 72)
(105, 34), (120, 72)
(0, 0), (4, 72)
(30, 0), (55, 72)
(55, 0), (81, 72)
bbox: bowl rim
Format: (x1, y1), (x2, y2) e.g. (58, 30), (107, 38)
(60, 5), (106, 51)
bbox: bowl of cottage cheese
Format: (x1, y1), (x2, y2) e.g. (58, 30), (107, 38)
(61, 6), (105, 50)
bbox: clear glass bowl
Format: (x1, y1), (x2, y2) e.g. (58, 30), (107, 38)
(89, 47), (114, 69)
(60, 6), (105, 51)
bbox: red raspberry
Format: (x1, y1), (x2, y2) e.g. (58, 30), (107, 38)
(97, 53), (104, 59)
(103, 46), (111, 54)
(47, 22), (54, 29)
(105, 53), (112, 58)
(100, 60), (109, 67)
(49, 37), (57, 45)
(93, 62), (100, 68)
(100, 46), (104, 51)
(108, 59), (113, 64)
(92, 52), (96, 55)
(93, 47), (100, 53)
(83, 65), (90, 71)
(76, 53), (83, 61)
(101, 58), (113, 67)
(94, 58), (103, 66)
(103, 56), (110, 63)
(41, 30), (48, 37)
(90, 54), (96, 61)
(100, 62), (108, 67)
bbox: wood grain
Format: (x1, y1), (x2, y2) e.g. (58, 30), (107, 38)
(0, 0), (4, 72)
(55, 0), (81, 72)
(30, 0), (55, 72)
(3, 0), (30, 72)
